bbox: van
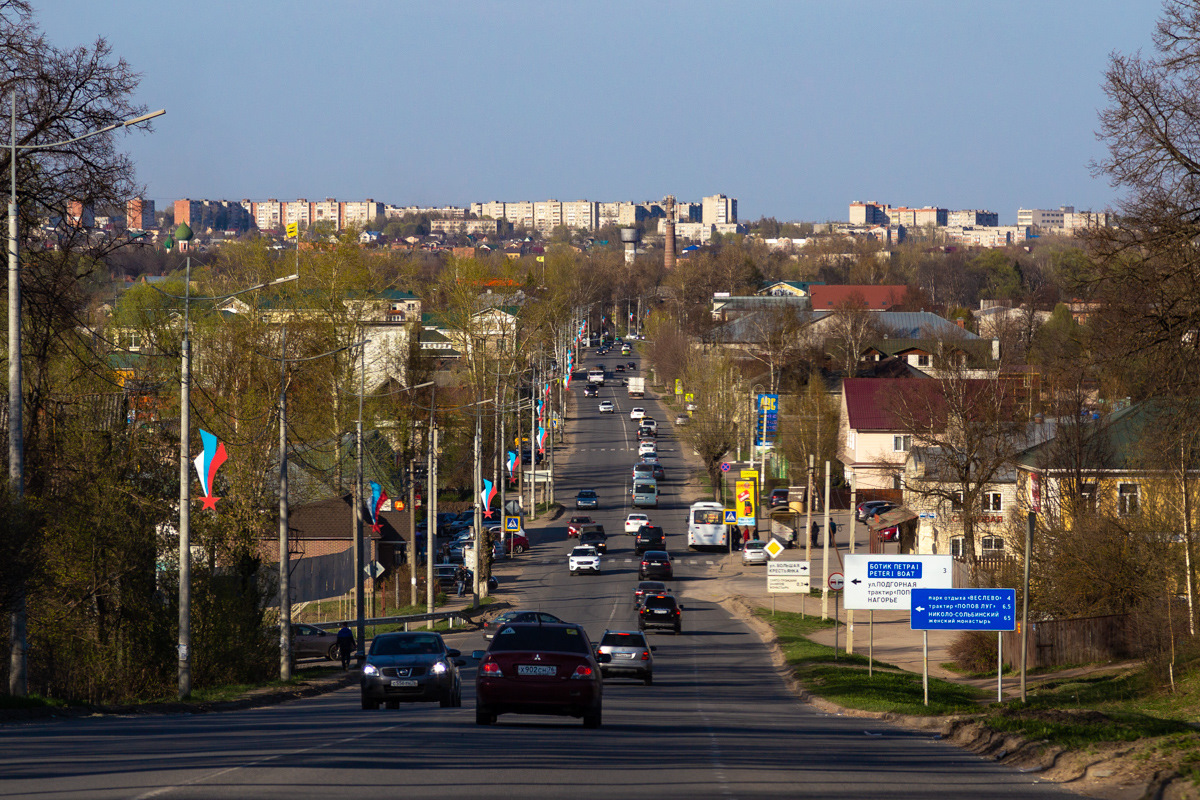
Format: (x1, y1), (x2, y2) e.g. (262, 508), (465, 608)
(632, 478), (658, 508)
(632, 463), (654, 481)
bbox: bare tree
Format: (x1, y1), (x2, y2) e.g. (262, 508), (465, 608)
(823, 296), (889, 376)
(736, 303), (811, 394)
(677, 348), (742, 500)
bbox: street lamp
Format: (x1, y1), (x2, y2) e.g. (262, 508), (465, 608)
(6, 94), (165, 696)
(149, 242), (296, 698)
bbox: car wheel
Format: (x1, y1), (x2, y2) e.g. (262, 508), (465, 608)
(582, 706), (602, 728)
(362, 696), (379, 711)
(440, 688), (455, 708)
(453, 686), (463, 707)
(327, 644), (340, 661)
(644, 673), (653, 686)
(386, 700), (400, 710)
(475, 704), (496, 725)
(674, 625), (681, 635)
(515, 544), (526, 554)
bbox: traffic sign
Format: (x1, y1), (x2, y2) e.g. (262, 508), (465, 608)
(763, 538), (786, 559)
(910, 588), (1016, 631)
(720, 462), (731, 472)
(504, 515), (521, 532)
(828, 572), (844, 591)
(843, 554), (954, 611)
(364, 561), (385, 579)
(724, 509), (737, 525)
(767, 560), (809, 593)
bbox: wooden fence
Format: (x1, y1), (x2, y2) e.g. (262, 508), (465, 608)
(1000, 614), (1135, 670)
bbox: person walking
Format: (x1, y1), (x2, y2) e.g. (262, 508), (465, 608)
(455, 565), (468, 597)
(336, 622), (355, 671)
(810, 521), (819, 547)
(829, 518), (838, 546)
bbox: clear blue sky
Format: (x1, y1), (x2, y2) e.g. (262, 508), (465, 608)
(37, 1), (1156, 225)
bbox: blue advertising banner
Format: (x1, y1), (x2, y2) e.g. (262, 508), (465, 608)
(755, 393), (779, 446)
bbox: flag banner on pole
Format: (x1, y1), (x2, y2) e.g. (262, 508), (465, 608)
(537, 425), (546, 454)
(536, 256), (545, 262)
(506, 450), (518, 483)
(194, 429), (227, 511)
(481, 479), (497, 519)
(369, 481), (389, 532)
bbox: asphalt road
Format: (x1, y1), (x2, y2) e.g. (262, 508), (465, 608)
(0, 361), (1083, 799)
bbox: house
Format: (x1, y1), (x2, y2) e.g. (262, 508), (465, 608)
(808, 284), (907, 311)
(904, 447), (1017, 559)
(839, 378), (928, 492)
(860, 337), (1000, 377)
(756, 280), (824, 297)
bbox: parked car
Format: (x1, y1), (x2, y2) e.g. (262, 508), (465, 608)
(634, 526), (666, 555)
(291, 623), (340, 661)
(360, 632), (464, 710)
(598, 400), (615, 413)
(857, 500), (896, 521)
(492, 531), (529, 554)
(575, 489), (599, 509)
(474, 622), (608, 727)
(624, 512), (651, 534)
(483, 610), (564, 640)
(639, 549), (672, 579)
(769, 488), (790, 509)
(638, 593), (683, 634)
(633, 580), (669, 607)
(569, 545), (602, 575)
(741, 539), (769, 566)
(567, 515), (594, 537)
(674, 414), (688, 426)
(596, 629), (655, 684)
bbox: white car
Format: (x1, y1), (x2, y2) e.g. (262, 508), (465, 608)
(629, 407), (645, 420)
(569, 545), (602, 575)
(741, 540), (769, 566)
(598, 400), (615, 413)
(624, 513), (651, 534)
(638, 440), (657, 457)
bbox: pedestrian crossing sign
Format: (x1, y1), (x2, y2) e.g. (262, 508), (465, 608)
(724, 509), (737, 525)
(504, 515), (521, 532)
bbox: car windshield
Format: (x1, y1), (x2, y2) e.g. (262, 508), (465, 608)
(578, 491), (596, 498)
(745, 541), (765, 550)
(644, 597), (675, 610)
(371, 634), (443, 656)
(600, 631), (647, 647)
(571, 547), (597, 557)
(637, 582), (666, 593)
(490, 624), (590, 654)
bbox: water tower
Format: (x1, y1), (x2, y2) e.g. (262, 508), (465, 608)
(620, 227), (640, 265)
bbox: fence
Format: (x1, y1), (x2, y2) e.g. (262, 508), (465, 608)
(289, 549), (355, 604)
(1001, 614), (1135, 670)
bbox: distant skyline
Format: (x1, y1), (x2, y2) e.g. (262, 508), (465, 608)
(37, 1), (1158, 225)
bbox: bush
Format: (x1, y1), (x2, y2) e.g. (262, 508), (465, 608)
(948, 630), (998, 674)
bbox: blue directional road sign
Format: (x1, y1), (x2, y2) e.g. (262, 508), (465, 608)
(910, 588), (1016, 631)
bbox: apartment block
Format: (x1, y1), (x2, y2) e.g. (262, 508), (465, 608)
(533, 200), (563, 232)
(311, 198), (340, 229)
(1018, 206), (1111, 235)
(562, 200), (598, 230)
(391, 205), (466, 219)
(284, 199), (312, 228)
(849, 201), (890, 226)
(889, 206), (947, 228)
(342, 199), (383, 230)
(943, 225), (1030, 248)
(174, 199), (253, 233)
(947, 209), (998, 227)
(251, 199), (284, 231)
(126, 198), (155, 230)
(429, 219), (511, 236)
(702, 194), (737, 225)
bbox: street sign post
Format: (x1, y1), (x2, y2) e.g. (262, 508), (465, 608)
(763, 538), (785, 559)
(724, 509), (737, 525)
(504, 515), (521, 533)
(720, 462), (730, 473)
(766, 559), (809, 593)
(828, 572), (844, 591)
(843, 554), (954, 611)
(910, 588), (1017, 706)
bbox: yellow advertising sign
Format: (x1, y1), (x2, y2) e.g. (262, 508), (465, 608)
(735, 480), (757, 526)
(286, 222), (298, 238)
(675, 379), (682, 396)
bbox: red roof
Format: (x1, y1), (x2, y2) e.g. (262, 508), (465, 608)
(810, 285), (906, 311)
(844, 377), (1019, 433)
(843, 378), (920, 431)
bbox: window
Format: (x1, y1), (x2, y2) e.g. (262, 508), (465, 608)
(950, 536), (965, 557)
(916, 354), (930, 367)
(951, 491), (964, 512)
(1079, 481), (1097, 513)
(981, 536), (1005, 554)
(893, 434), (912, 452)
(1118, 483), (1140, 516)
(982, 492), (1002, 512)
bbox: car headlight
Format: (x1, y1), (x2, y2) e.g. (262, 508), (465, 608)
(363, 664), (380, 677)
(431, 661), (447, 674)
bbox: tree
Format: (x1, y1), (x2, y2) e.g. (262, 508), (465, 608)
(676, 348), (741, 500)
(777, 372), (841, 486)
(823, 296), (890, 376)
(735, 303), (811, 394)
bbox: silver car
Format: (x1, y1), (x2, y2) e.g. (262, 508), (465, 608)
(741, 539), (769, 566)
(596, 629), (655, 684)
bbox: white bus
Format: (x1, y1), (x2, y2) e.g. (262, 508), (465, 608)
(687, 501), (728, 549)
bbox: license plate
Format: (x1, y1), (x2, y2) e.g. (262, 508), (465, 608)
(653, 609), (668, 614)
(517, 664), (557, 676)
(619, 653), (635, 659)
(390, 679), (418, 687)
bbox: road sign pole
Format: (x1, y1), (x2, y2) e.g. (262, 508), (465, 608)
(998, 631), (1003, 703)
(923, 630), (929, 706)
(821, 462), (830, 620)
(868, 609), (874, 677)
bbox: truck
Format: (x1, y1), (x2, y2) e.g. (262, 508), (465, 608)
(587, 367), (605, 386)
(627, 376), (645, 398)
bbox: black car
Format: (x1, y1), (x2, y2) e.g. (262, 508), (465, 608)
(638, 594), (683, 634)
(639, 549), (672, 579)
(634, 526), (665, 555)
(627, 362), (636, 371)
(633, 580), (668, 607)
(360, 632), (464, 709)
(583, 384), (599, 397)
(637, 425), (656, 439)
(769, 488), (790, 509)
(578, 528), (608, 554)
(483, 610), (564, 640)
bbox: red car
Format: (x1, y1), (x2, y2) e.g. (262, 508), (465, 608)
(495, 531), (530, 554)
(474, 622), (609, 727)
(567, 515), (593, 537)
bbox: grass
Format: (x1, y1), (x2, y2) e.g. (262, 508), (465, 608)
(0, 692), (68, 711)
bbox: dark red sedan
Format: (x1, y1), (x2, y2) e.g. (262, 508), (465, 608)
(567, 515), (593, 537)
(474, 622), (609, 727)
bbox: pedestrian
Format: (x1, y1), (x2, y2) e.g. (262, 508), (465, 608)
(810, 521), (819, 547)
(829, 518), (838, 545)
(455, 565), (468, 597)
(336, 622), (355, 671)
(742, 527), (751, 547)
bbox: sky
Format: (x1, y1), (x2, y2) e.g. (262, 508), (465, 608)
(36, 1), (1159, 225)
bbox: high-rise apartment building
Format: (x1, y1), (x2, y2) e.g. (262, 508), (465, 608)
(126, 198), (155, 230)
(849, 201), (890, 226)
(561, 200), (598, 231)
(702, 194), (737, 225)
(947, 209), (998, 227)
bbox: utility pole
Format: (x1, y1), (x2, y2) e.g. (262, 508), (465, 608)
(408, 458), (416, 606)
(472, 411), (482, 604)
(821, 461), (831, 620)
(277, 327), (291, 680)
(353, 342), (366, 666)
(426, 381), (437, 628)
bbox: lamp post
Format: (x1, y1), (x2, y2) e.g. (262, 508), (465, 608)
(149, 243), (296, 698)
(6, 94), (164, 696)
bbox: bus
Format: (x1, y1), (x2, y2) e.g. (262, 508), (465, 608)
(687, 501), (728, 549)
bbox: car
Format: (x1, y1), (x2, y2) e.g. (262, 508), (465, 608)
(857, 500), (897, 521)
(483, 610), (564, 640)
(635, 526), (666, 555)
(583, 384), (599, 397)
(649, 463), (665, 480)
(360, 631), (464, 710)
(596, 629), (655, 684)
(633, 581), (669, 607)
(578, 529), (608, 554)
(632, 463), (655, 482)
(674, 414), (688, 426)
(291, 623), (340, 661)
(627, 362), (637, 371)
(598, 400), (615, 413)
(637, 441), (657, 457)
(569, 545), (602, 575)
(639, 549), (672, 579)
(474, 622), (608, 727)
(685, 402), (697, 412)
(624, 512), (651, 534)
(641, 418), (658, 433)
(567, 515), (594, 537)
(494, 531), (529, 554)
(629, 407), (646, 420)
(769, 487), (790, 509)
(575, 489), (599, 509)
(638, 593), (683, 634)
(615, 364), (625, 373)
(741, 539), (769, 566)
(637, 425), (656, 439)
